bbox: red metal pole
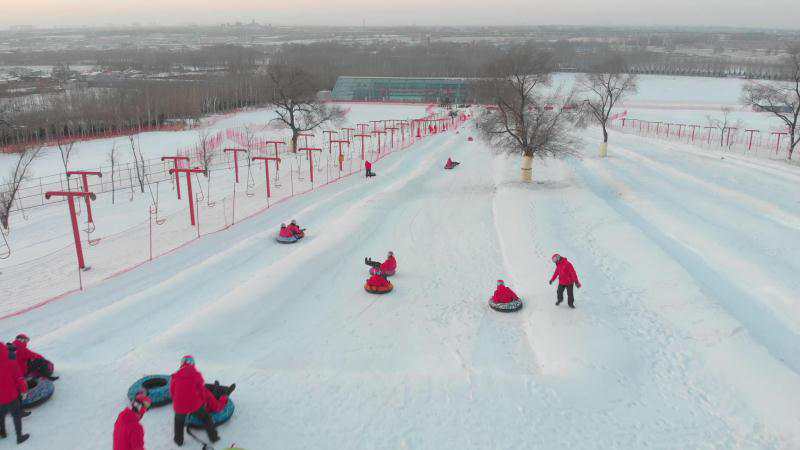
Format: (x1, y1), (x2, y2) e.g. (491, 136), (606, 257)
(745, 129), (758, 151)
(223, 148), (246, 183)
(298, 148), (322, 184)
(45, 191), (96, 270)
(251, 156), (281, 198)
(162, 156), (190, 199)
(66, 170), (101, 224)
(186, 172), (195, 226)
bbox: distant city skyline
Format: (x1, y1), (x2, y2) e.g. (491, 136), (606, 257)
(2, 0), (800, 29)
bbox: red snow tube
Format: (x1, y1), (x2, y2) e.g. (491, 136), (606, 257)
(365, 282), (394, 294)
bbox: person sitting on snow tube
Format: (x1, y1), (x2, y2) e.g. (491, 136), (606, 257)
(365, 251), (397, 276)
(170, 355), (219, 446)
(444, 157), (460, 170)
(11, 334), (57, 381)
(276, 223), (299, 243)
(365, 270), (393, 294)
(203, 381), (235, 414)
(287, 220), (305, 239)
(489, 280), (523, 312)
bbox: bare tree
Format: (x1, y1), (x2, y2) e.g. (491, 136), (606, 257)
(741, 45), (800, 159)
(475, 47), (580, 182)
(706, 107), (742, 148)
(196, 130), (217, 202)
(578, 54), (638, 157)
(0, 146), (41, 232)
(129, 136), (146, 193)
(267, 64), (345, 152)
(106, 142), (119, 204)
(57, 138), (74, 174)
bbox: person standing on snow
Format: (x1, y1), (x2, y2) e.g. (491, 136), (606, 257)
(365, 160), (375, 178)
(549, 253), (581, 308)
(0, 344), (29, 444)
(113, 392), (151, 450)
(170, 355), (218, 446)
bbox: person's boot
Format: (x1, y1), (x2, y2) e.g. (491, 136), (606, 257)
(45, 376), (59, 381)
(226, 383), (236, 396)
(555, 298), (563, 306)
(20, 411), (30, 418)
(17, 434), (29, 444)
(568, 304), (575, 309)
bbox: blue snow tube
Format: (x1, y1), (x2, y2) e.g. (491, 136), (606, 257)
(187, 399), (235, 428)
(22, 377), (54, 408)
(127, 375), (172, 407)
(488, 297), (524, 312)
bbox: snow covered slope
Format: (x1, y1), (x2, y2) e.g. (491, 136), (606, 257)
(2, 119), (800, 449)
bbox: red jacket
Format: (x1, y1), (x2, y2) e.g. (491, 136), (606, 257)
(170, 364), (206, 414)
(203, 388), (229, 414)
(113, 407), (145, 450)
(367, 274), (390, 288)
(0, 345), (27, 404)
(365, 161), (372, 171)
(492, 285), (519, 304)
(287, 224), (303, 237)
(380, 256), (397, 273)
(550, 258), (580, 286)
(279, 227), (293, 238)
(12, 339), (41, 376)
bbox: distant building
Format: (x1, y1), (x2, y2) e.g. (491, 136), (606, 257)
(331, 76), (474, 104)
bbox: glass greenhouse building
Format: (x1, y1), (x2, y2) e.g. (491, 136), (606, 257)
(331, 77), (474, 104)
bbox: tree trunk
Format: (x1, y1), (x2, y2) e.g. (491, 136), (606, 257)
(521, 151), (533, 183)
(290, 132), (299, 153)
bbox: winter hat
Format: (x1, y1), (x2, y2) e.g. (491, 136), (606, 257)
(280, 223), (286, 227)
(132, 392), (152, 415)
(496, 279), (504, 285)
(15, 333), (29, 342)
(387, 251), (394, 257)
(181, 355), (195, 366)
(291, 219), (297, 225)
(551, 254), (561, 263)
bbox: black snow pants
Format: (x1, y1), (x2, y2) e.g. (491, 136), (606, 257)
(0, 398), (23, 439)
(174, 406), (217, 446)
(365, 259), (381, 269)
(557, 283), (575, 307)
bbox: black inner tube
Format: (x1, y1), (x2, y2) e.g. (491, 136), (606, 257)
(143, 378), (167, 390)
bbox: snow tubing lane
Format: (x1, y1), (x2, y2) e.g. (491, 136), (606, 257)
(22, 377), (54, 408)
(488, 298), (523, 312)
(187, 399), (235, 428)
(369, 267), (395, 277)
(127, 375), (172, 407)
(365, 282), (393, 294)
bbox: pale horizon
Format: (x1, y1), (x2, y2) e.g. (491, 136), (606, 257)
(2, 0), (800, 29)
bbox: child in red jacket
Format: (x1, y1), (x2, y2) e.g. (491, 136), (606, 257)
(170, 355), (219, 446)
(549, 253), (582, 308)
(491, 280), (519, 304)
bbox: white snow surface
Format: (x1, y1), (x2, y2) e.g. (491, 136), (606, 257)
(1, 104), (800, 449)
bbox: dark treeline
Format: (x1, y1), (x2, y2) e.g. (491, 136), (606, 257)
(1, 39), (796, 149)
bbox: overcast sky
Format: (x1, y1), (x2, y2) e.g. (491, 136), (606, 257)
(3, 0), (800, 29)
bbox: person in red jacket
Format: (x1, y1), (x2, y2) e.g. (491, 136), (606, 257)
(170, 355), (218, 446)
(287, 220), (305, 239)
(549, 253), (581, 308)
(113, 393), (151, 450)
(203, 381), (235, 414)
(491, 280), (519, 304)
(278, 223), (293, 239)
(444, 157), (460, 170)
(365, 160), (375, 178)
(11, 334), (57, 381)
(0, 344), (29, 444)
(365, 251), (397, 275)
